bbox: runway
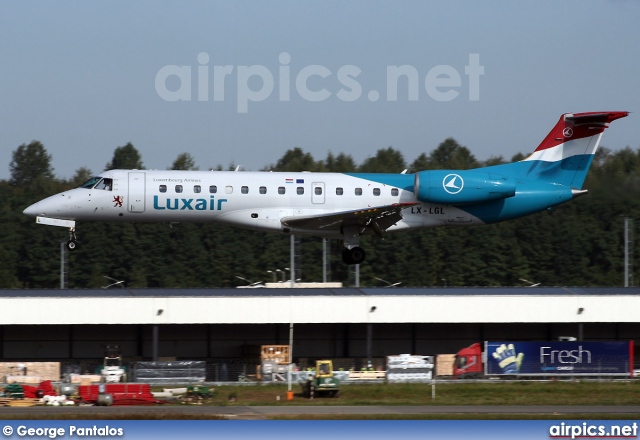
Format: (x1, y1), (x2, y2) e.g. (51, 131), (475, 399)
(1, 405), (639, 419)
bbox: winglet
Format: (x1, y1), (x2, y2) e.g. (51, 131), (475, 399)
(534, 111), (629, 153)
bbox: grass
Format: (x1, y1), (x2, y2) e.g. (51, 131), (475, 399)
(202, 380), (640, 406)
(5, 381), (640, 420)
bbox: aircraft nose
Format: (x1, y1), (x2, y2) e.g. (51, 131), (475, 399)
(23, 201), (42, 217)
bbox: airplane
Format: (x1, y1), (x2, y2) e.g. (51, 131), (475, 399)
(23, 111), (629, 265)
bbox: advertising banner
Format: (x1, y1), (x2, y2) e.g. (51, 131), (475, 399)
(486, 341), (632, 376)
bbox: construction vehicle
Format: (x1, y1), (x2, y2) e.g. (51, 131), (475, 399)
(301, 360), (340, 398)
(101, 345), (126, 383)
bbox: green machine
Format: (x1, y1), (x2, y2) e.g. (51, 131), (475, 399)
(301, 360), (340, 398)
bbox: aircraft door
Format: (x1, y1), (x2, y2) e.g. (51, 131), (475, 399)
(128, 171), (146, 213)
(312, 182), (325, 204)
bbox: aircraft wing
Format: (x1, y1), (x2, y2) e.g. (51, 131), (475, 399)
(280, 202), (418, 237)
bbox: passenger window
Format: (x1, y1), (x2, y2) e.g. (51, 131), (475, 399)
(278, 187), (285, 194)
(260, 186), (267, 194)
(373, 188), (380, 196)
(159, 185), (167, 193)
(336, 187), (343, 196)
(315, 187), (322, 195)
(209, 185), (217, 194)
(391, 188), (399, 196)
(175, 185), (183, 193)
(225, 186), (233, 194)
(355, 188), (362, 196)
(241, 186), (249, 194)
(297, 187), (304, 195)
(194, 185), (201, 193)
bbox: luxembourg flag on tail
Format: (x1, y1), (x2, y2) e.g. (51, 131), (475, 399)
(519, 111), (629, 188)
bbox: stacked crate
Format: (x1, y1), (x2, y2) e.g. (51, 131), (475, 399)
(261, 345), (290, 364)
(260, 345), (290, 381)
(435, 354), (456, 377)
(0, 362), (60, 383)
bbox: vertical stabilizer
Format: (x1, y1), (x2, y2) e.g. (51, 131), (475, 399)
(519, 112), (628, 188)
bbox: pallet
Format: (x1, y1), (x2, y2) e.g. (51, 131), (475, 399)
(0, 398), (41, 407)
(347, 371), (387, 380)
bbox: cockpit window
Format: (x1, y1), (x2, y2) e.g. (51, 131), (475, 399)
(95, 178), (112, 191)
(79, 176), (102, 189)
(78, 177), (112, 191)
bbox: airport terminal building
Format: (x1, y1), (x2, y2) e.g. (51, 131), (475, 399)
(1, 287), (638, 378)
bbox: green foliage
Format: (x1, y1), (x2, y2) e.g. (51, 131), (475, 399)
(325, 152), (357, 172)
(358, 147), (406, 173)
(105, 142), (143, 170)
(423, 138), (480, 170)
(270, 147), (324, 172)
(67, 167), (94, 187)
(170, 153), (198, 171)
(2, 140), (639, 288)
(10, 141), (55, 187)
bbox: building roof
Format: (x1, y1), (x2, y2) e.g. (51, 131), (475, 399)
(1, 286), (638, 297)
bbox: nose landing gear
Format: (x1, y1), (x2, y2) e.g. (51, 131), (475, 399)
(67, 228), (77, 251)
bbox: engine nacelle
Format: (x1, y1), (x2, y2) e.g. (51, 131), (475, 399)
(414, 170), (516, 205)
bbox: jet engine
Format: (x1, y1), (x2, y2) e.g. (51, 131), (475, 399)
(414, 170), (516, 205)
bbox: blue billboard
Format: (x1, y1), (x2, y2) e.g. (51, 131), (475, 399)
(485, 341), (632, 376)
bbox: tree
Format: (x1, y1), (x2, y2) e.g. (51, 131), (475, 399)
(358, 147), (406, 173)
(170, 153), (198, 170)
(9, 141), (54, 187)
(105, 142), (143, 170)
(409, 153), (430, 173)
(325, 152), (356, 172)
(4, 140), (639, 288)
(67, 167), (93, 187)
(483, 156), (507, 167)
(426, 138), (479, 170)
(270, 148), (323, 172)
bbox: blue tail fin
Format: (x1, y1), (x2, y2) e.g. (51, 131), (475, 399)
(505, 112), (628, 188)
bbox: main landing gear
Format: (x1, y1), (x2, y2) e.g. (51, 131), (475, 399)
(342, 247), (366, 265)
(67, 228), (77, 251)
(341, 225), (366, 265)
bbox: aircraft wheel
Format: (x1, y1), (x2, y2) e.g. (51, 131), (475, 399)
(350, 247), (365, 264)
(66, 240), (77, 251)
(342, 247), (366, 265)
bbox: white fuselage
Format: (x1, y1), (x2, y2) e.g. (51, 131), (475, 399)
(24, 169), (483, 239)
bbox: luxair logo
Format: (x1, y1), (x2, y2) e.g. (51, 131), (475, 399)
(153, 195), (228, 211)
